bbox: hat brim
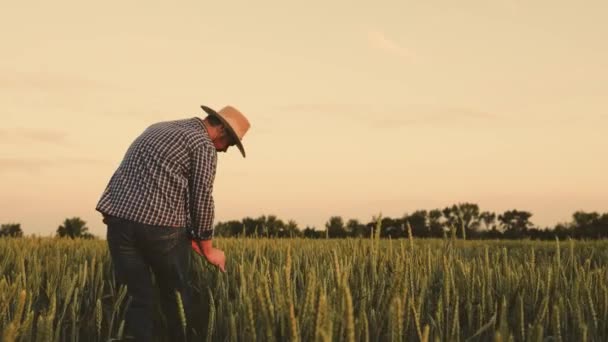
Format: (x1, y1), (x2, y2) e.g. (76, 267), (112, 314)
(200, 105), (246, 158)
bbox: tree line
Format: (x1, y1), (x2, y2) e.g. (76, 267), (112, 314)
(0, 217), (95, 239)
(214, 203), (608, 240)
(2, 203), (607, 240)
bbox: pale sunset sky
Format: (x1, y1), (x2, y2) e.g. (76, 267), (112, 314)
(1, 0), (606, 237)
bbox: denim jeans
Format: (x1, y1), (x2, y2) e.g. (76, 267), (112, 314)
(105, 215), (193, 342)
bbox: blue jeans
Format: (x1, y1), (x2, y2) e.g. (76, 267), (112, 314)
(105, 215), (193, 342)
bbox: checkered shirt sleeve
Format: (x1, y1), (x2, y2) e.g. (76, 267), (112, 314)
(188, 144), (216, 240)
(96, 118), (217, 240)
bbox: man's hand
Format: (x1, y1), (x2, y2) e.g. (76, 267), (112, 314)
(191, 240), (226, 272)
(203, 247), (226, 273)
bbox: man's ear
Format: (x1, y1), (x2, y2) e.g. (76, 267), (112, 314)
(220, 125), (229, 137)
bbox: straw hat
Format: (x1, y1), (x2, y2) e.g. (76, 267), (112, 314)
(200, 105), (250, 157)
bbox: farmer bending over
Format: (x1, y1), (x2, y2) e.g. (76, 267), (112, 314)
(96, 105), (250, 341)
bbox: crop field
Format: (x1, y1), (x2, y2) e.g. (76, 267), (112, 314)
(1, 235), (608, 341)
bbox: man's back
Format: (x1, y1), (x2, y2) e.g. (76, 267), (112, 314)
(96, 117), (217, 230)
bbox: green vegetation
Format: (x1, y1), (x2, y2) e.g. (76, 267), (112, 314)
(1, 234), (608, 341)
(214, 206), (608, 240)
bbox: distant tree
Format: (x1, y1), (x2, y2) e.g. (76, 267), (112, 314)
(325, 216), (346, 238)
(345, 219), (357, 236)
(485, 227), (504, 239)
(552, 223), (570, 240)
(428, 209), (445, 237)
(527, 227), (552, 240)
(498, 210), (533, 238)
(0, 223), (23, 237)
(479, 211), (497, 231)
(238, 215), (286, 237)
(443, 203), (481, 239)
(405, 210), (429, 237)
(282, 220), (302, 238)
(379, 217), (403, 238)
(346, 219), (368, 238)
(568, 211), (608, 239)
(303, 226), (323, 239)
(264, 215), (285, 237)
(215, 220), (243, 237)
(599, 213), (608, 238)
(241, 217), (259, 236)
(56, 217), (95, 239)
(572, 211), (600, 228)
(214, 215), (302, 238)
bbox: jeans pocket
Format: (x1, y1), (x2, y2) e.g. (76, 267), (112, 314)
(137, 225), (187, 255)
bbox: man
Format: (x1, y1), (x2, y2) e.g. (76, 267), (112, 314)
(96, 105), (250, 341)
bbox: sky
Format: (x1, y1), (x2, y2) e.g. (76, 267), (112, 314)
(1, 0), (607, 237)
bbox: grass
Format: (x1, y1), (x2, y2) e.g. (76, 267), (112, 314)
(1, 236), (607, 341)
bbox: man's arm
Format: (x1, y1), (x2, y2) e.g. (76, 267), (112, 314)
(189, 144), (226, 272)
(189, 144), (216, 240)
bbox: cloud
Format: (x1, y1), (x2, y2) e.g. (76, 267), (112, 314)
(275, 103), (498, 128)
(275, 103), (362, 114)
(0, 157), (107, 173)
(498, 0), (523, 13)
(0, 69), (123, 114)
(0, 70), (112, 91)
(372, 107), (498, 128)
(367, 29), (416, 60)
(0, 128), (70, 146)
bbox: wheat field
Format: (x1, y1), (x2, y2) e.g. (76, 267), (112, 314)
(1, 234), (607, 342)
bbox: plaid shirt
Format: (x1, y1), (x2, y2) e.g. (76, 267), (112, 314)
(96, 117), (217, 240)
